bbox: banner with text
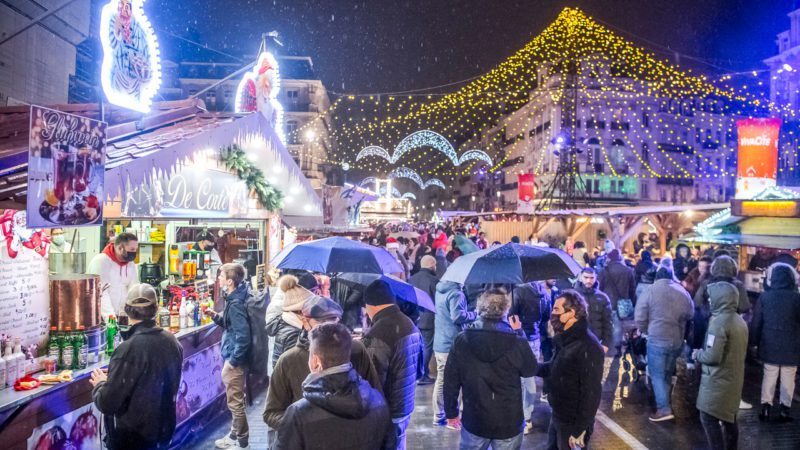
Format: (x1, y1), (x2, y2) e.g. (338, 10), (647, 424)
(736, 118), (781, 199)
(517, 173), (536, 214)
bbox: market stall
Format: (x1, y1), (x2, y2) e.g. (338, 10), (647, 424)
(0, 99), (321, 449)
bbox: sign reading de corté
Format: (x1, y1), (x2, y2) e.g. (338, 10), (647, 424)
(122, 167), (250, 218)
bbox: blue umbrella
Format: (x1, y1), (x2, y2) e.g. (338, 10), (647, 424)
(336, 273), (435, 312)
(441, 243), (581, 285)
(272, 237), (403, 274)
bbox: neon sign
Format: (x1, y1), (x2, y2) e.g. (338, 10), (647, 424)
(235, 52), (285, 143)
(99, 0), (162, 113)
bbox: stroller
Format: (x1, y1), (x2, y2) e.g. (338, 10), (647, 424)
(622, 328), (648, 383)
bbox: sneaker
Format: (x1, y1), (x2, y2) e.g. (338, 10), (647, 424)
(446, 421), (461, 431)
(417, 376), (435, 385)
(739, 400), (753, 410)
(524, 421), (534, 435)
(433, 418), (447, 426)
(214, 435), (236, 449)
(540, 393), (548, 402)
(778, 404), (794, 423)
(759, 403), (771, 422)
(649, 409), (675, 422)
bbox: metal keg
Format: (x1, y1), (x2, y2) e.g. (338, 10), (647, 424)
(49, 274), (101, 329)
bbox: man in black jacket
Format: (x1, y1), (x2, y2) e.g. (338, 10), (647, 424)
(444, 288), (537, 449)
(510, 281), (547, 433)
(598, 249), (637, 354)
(538, 290), (604, 450)
(274, 323), (393, 450)
(574, 267), (613, 353)
(91, 284), (183, 450)
(363, 278), (421, 450)
(409, 255), (439, 385)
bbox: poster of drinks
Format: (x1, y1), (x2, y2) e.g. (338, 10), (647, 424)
(27, 105), (107, 228)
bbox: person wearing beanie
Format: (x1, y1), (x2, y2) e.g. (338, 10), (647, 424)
(266, 275), (315, 369)
(594, 239), (616, 274)
(752, 263), (800, 422)
(91, 283), (183, 450)
(634, 265), (693, 422)
(598, 248), (636, 355)
(386, 237), (410, 280)
(264, 296), (382, 445)
(409, 255), (440, 385)
(694, 281), (747, 450)
(362, 279), (421, 449)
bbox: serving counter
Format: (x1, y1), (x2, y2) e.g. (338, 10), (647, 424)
(0, 323), (224, 450)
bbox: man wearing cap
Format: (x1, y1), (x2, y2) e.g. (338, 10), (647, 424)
(409, 255), (439, 385)
(263, 296), (382, 445)
(90, 283), (183, 450)
(362, 279), (422, 450)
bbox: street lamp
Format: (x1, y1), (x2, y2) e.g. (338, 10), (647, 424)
(304, 129), (316, 141)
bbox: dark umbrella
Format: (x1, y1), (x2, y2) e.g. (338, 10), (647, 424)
(441, 242), (581, 285)
(337, 273), (435, 312)
(271, 237), (403, 274)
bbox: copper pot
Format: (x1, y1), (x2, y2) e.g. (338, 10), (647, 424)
(50, 274), (101, 330)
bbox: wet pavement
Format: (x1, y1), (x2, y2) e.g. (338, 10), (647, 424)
(187, 353), (800, 449)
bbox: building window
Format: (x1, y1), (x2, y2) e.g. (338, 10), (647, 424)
(641, 181), (649, 199)
(287, 90), (299, 99)
(287, 120), (299, 144)
(642, 143), (649, 164)
(610, 180), (618, 193)
(660, 189), (667, 202)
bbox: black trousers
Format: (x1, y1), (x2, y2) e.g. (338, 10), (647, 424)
(418, 328), (434, 378)
(547, 419), (594, 450)
(699, 411), (738, 450)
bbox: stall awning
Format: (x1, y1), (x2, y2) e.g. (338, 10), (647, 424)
(684, 232), (800, 250)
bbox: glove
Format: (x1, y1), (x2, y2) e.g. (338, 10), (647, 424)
(569, 430), (587, 449)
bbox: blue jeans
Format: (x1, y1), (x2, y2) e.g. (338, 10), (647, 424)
(460, 428), (523, 450)
(646, 342), (682, 410)
(394, 416), (411, 450)
(521, 339), (541, 420)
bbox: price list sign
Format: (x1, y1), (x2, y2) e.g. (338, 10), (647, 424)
(0, 240), (50, 351)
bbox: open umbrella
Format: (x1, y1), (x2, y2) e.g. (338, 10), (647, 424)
(271, 237), (403, 274)
(337, 273), (435, 312)
(453, 234), (480, 254)
(441, 242), (581, 285)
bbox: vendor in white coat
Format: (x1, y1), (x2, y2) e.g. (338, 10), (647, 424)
(88, 232), (139, 320)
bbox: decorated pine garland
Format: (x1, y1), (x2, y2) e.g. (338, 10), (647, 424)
(221, 145), (284, 211)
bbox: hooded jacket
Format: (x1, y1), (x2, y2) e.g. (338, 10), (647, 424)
(409, 268), (439, 330)
(691, 256), (751, 348)
(536, 318), (604, 438)
(634, 279), (694, 349)
(213, 282), (251, 367)
(264, 331), (383, 429)
(695, 282), (748, 423)
(673, 244), (696, 281)
(510, 282), (547, 341)
(433, 281), (477, 353)
(443, 318), (537, 439)
(574, 281), (613, 347)
(92, 320), (183, 449)
(599, 259), (637, 310)
(363, 304), (421, 419)
(273, 365), (393, 450)
(88, 244), (138, 320)
(751, 264), (800, 366)
(634, 251), (657, 286)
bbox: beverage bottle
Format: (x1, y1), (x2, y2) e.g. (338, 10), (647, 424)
(158, 295), (171, 329)
(48, 327), (61, 365)
(206, 296), (215, 325)
(169, 298), (180, 332)
(105, 317), (117, 355)
(186, 297), (195, 328)
(56, 331), (66, 370)
(179, 292), (188, 329)
(76, 326), (88, 369)
(0, 344), (7, 389)
(12, 338), (25, 380)
(62, 328), (74, 371)
(2, 344), (13, 387)
(193, 297), (201, 327)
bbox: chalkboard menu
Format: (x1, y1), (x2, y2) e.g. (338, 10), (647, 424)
(194, 279), (209, 299)
(255, 264), (266, 291)
(0, 239), (50, 353)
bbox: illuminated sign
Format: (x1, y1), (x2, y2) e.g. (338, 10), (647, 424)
(99, 0), (162, 113)
(732, 200), (800, 218)
(517, 173), (535, 214)
(735, 118), (781, 199)
(235, 52), (285, 143)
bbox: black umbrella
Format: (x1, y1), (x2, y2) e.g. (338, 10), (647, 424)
(441, 243), (581, 285)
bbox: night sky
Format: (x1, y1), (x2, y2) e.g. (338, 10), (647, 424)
(150, 0), (796, 94)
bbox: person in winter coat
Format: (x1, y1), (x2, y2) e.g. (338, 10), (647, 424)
(88, 232), (139, 320)
(574, 267), (613, 353)
(692, 255), (751, 350)
(274, 323), (394, 450)
(594, 239), (616, 274)
(444, 289), (537, 450)
(752, 263), (800, 422)
(634, 250), (658, 299)
(510, 281), (547, 433)
(537, 290), (604, 450)
(266, 275), (315, 368)
(694, 281), (747, 450)
(572, 241), (589, 267)
(409, 255), (440, 385)
(263, 297), (381, 435)
(683, 256), (712, 298)
(206, 264), (252, 450)
(90, 284), (183, 450)
(433, 280), (477, 425)
(673, 243), (697, 282)
(362, 279), (422, 450)
(598, 249), (637, 353)
(635, 266), (694, 421)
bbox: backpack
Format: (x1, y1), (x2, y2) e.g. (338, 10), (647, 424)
(244, 288), (270, 375)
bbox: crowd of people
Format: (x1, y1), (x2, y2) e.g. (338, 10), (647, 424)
(85, 221), (800, 450)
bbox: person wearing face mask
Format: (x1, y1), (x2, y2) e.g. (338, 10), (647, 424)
(49, 228), (73, 253)
(88, 232), (139, 320)
(273, 323), (393, 450)
(195, 231), (222, 277)
(537, 290), (604, 450)
(205, 263), (252, 450)
(263, 296), (381, 445)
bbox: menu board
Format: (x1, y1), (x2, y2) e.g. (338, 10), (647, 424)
(176, 342), (225, 425)
(0, 211), (50, 353)
(255, 264), (266, 291)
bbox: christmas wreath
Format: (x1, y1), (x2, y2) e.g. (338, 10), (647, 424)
(220, 145), (284, 211)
